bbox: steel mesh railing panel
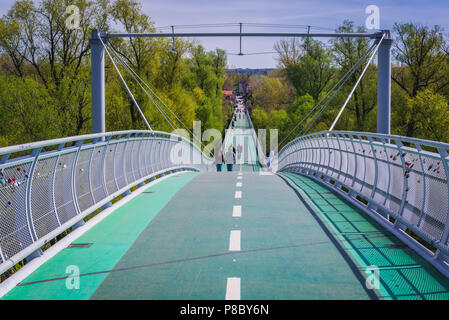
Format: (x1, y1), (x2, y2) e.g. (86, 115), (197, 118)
(114, 141), (127, 190)
(422, 169), (447, 241)
(105, 142), (118, 196)
(132, 139), (143, 181)
(91, 145), (108, 204)
(0, 162), (34, 260)
(75, 148), (94, 212)
(30, 156), (60, 239)
(124, 140), (136, 185)
(0, 130), (213, 273)
(353, 141), (365, 192)
(54, 151), (78, 225)
(372, 143), (390, 206)
(137, 139), (147, 179)
(145, 140), (154, 175)
(278, 130), (449, 267)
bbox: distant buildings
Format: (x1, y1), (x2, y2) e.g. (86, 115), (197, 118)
(222, 90), (235, 102)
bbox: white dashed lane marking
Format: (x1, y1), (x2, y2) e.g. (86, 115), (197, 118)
(232, 205), (242, 217)
(235, 191), (242, 199)
(229, 230), (241, 251)
(236, 182), (242, 187)
(225, 277), (241, 300)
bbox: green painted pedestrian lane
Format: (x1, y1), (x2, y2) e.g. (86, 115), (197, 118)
(3, 169), (449, 299)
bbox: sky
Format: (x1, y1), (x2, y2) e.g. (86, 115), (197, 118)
(1, 0), (449, 68)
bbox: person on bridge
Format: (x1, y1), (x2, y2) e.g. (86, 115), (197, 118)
(237, 144), (243, 160)
(215, 149), (223, 172)
(225, 146), (235, 172)
(267, 149), (274, 169)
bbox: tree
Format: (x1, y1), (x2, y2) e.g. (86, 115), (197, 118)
(251, 75), (292, 112)
(274, 37), (302, 68)
(397, 88), (449, 142)
(392, 23), (449, 98)
(332, 20), (377, 131)
(284, 38), (335, 101)
(183, 45), (226, 132)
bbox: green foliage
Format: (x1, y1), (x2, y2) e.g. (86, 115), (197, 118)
(251, 76), (292, 112)
(183, 45), (226, 132)
(284, 39), (335, 100)
(0, 0), (229, 147)
(246, 19), (449, 149)
(395, 88), (449, 142)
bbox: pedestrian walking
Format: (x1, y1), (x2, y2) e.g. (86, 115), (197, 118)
(225, 146), (235, 172)
(215, 149), (223, 172)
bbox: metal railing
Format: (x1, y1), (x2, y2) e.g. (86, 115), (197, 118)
(277, 130), (449, 277)
(245, 111), (267, 167)
(0, 130), (213, 275)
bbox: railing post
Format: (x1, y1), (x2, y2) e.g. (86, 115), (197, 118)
(72, 139), (85, 215)
(26, 147), (42, 242)
(24, 147), (43, 262)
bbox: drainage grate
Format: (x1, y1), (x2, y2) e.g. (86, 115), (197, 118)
(67, 243), (93, 249)
(143, 191), (154, 194)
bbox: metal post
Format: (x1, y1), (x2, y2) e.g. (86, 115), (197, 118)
(90, 30), (106, 134)
(377, 33), (393, 135)
(239, 23), (243, 56)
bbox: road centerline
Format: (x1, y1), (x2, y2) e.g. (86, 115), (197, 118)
(233, 205), (242, 217)
(225, 277), (241, 300)
(229, 230), (241, 251)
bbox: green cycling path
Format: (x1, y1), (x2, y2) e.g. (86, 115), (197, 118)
(3, 170), (449, 299)
(223, 113), (261, 172)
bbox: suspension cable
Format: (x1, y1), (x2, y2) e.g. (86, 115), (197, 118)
(278, 41), (377, 146)
(300, 42), (378, 136)
(108, 43), (195, 132)
(106, 44), (178, 131)
(97, 33), (153, 131)
(329, 33), (385, 131)
(106, 43), (208, 151)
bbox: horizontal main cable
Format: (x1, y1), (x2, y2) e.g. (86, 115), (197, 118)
(106, 32), (381, 39)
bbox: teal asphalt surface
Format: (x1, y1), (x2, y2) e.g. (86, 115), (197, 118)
(3, 111), (449, 300)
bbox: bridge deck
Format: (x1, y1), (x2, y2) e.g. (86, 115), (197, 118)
(3, 110), (449, 300)
(3, 169), (449, 300)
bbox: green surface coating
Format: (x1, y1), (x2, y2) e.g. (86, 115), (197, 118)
(279, 172), (449, 300)
(2, 172), (199, 300)
(4, 113), (449, 300)
(91, 172), (370, 300)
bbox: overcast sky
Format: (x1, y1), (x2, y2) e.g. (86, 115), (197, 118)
(1, 0), (448, 68)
